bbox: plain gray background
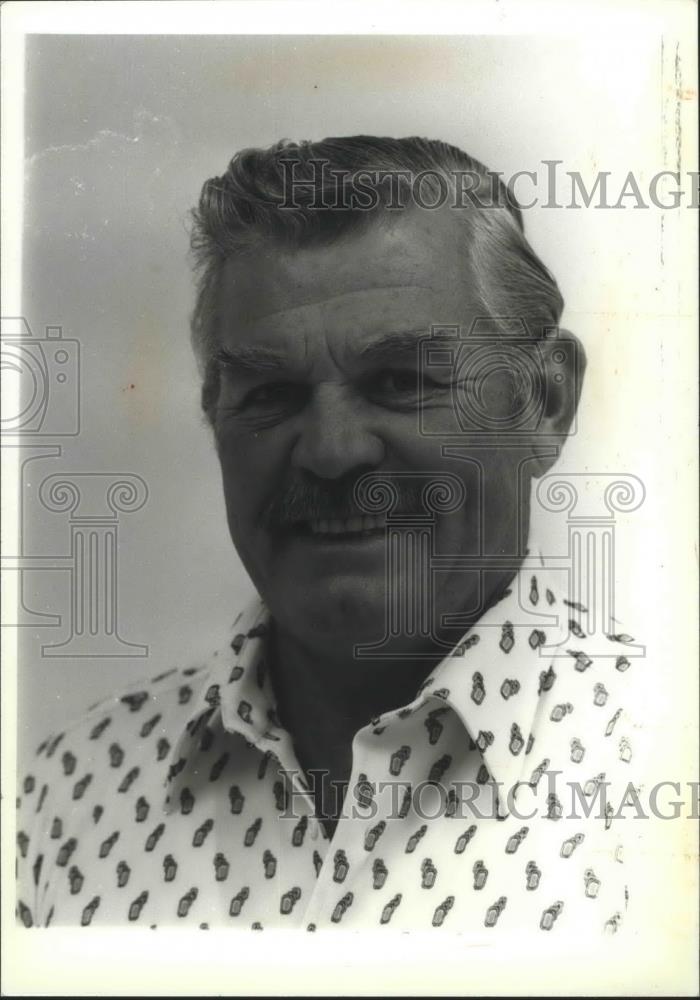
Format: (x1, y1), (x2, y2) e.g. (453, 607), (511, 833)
(18, 33), (664, 760)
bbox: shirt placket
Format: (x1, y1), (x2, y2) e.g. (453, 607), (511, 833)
(301, 707), (429, 930)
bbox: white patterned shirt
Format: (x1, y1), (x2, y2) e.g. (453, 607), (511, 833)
(16, 563), (640, 933)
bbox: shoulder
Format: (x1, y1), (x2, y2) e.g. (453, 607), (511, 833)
(15, 657), (224, 927)
(15, 659), (219, 854)
(25, 662), (208, 758)
(17, 594), (265, 825)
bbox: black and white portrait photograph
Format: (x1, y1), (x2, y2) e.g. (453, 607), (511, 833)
(2, 1), (698, 995)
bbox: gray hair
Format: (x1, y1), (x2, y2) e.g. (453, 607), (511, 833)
(189, 136), (564, 420)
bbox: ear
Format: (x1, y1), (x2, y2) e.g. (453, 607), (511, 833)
(529, 328), (587, 476)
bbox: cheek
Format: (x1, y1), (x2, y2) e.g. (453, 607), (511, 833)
(404, 443), (525, 534)
(390, 432), (452, 471)
(216, 436), (265, 520)
(215, 426), (294, 523)
(216, 414), (280, 466)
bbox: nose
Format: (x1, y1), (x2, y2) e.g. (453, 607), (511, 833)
(291, 383), (384, 479)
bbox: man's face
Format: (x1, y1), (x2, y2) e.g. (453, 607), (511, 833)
(212, 206), (551, 651)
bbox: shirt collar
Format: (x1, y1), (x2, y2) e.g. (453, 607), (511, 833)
(416, 558), (570, 809)
(162, 600), (289, 813)
(162, 556), (570, 814)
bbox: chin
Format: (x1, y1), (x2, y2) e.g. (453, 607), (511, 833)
(275, 575), (389, 647)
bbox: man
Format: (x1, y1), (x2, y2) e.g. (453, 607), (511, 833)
(16, 136), (637, 932)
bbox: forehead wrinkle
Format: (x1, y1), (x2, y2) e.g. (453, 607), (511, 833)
(238, 283), (436, 326)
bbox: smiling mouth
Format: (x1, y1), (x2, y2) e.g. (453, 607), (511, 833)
(281, 514), (388, 539)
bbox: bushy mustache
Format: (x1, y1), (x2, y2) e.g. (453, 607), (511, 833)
(261, 475), (427, 528)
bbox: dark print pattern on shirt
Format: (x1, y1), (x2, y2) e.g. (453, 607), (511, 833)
(16, 566), (639, 932)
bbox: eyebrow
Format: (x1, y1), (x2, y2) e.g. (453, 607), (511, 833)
(214, 345), (294, 374)
(356, 330), (428, 365)
(215, 330), (429, 376)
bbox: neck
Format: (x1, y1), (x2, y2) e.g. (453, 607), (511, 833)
(269, 565), (516, 750)
(267, 564), (518, 832)
(269, 624), (444, 834)
(270, 627), (439, 735)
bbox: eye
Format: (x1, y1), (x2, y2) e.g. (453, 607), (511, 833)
(369, 368), (419, 396)
(364, 368), (447, 407)
(241, 382), (307, 409)
(225, 381), (310, 427)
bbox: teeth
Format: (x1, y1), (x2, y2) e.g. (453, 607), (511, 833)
(309, 515), (386, 535)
